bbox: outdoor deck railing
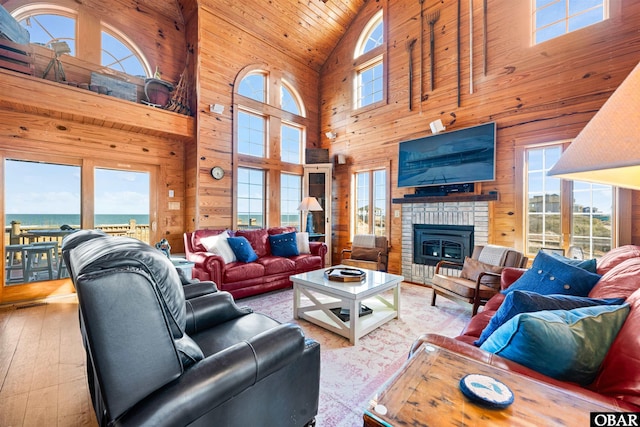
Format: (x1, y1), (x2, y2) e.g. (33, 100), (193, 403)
(4, 221), (151, 248)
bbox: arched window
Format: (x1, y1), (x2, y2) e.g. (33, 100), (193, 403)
(234, 68), (307, 228)
(14, 6), (150, 78)
(238, 72), (267, 102)
(356, 12), (384, 55)
(101, 25), (150, 77)
(353, 10), (385, 109)
(16, 9), (77, 55)
(281, 81), (303, 116)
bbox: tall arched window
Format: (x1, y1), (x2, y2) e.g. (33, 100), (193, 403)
(234, 68), (307, 228)
(353, 10), (385, 109)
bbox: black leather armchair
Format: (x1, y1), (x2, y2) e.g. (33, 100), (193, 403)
(67, 233), (320, 427)
(61, 229), (217, 299)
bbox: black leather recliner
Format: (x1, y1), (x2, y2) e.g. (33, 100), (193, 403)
(61, 229), (217, 299)
(66, 232), (320, 427)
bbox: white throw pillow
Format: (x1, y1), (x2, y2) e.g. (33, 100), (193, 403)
(200, 231), (236, 264)
(296, 232), (311, 254)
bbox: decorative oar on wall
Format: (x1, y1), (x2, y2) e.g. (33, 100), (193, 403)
(427, 10), (440, 91)
(419, 0), (425, 111)
(457, 0), (461, 107)
(406, 38), (417, 111)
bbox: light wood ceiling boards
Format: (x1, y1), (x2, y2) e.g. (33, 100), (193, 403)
(189, 0), (366, 71)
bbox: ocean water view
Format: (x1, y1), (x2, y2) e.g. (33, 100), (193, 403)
(6, 214), (150, 228)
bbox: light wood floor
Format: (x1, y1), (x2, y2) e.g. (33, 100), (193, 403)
(0, 295), (97, 427)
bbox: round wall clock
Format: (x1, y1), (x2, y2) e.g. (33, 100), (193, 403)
(210, 166), (224, 180)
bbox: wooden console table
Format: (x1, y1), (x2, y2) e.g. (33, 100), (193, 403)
(363, 343), (624, 426)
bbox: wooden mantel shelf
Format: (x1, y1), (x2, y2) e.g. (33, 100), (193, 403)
(392, 193), (499, 204)
(0, 68), (195, 141)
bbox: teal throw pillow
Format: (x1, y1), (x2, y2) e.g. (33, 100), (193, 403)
(502, 251), (601, 297)
(474, 291), (625, 346)
(549, 251), (597, 273)
(269, 231), (299, 257)
(227, 236), (258, 263)
(480, 304), (630, 385)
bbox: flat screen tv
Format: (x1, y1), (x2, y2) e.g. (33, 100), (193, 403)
(397, 122), (496, 188)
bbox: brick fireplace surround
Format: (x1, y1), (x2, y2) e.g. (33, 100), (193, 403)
(401, 201), (490, 284)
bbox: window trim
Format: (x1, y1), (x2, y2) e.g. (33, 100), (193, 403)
(352, 9), (387, 112)
(350, 161), (391, 240)
(516, 140), (629, 258)
(354, 10), (384, 59)
(232, 65), (307, 228)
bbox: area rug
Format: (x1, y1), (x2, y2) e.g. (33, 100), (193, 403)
(240, 282), (471, 427)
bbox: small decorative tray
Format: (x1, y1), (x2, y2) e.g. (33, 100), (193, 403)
(459, 374), (514, 409)
(324, 267), (366, 282)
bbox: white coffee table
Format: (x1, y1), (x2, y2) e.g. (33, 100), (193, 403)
(291, 265), (404, 345)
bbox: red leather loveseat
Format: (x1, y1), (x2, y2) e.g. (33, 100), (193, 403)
(412, 245), (640, 411)
(184, 227), (327, 299)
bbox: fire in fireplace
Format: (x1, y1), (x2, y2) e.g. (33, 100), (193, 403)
(413, 224), (474, 266)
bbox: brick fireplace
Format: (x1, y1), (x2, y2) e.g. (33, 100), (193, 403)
(401, 201), (490, 284)
(413, 224), (475, 266)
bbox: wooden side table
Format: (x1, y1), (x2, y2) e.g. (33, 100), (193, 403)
(363, 343), (624, 426)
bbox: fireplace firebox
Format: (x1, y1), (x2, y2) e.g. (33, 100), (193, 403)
(413, 224), (474, 266)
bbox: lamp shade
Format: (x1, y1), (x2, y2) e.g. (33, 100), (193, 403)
(548, 61), (640, 190)
(297, 197), (323, 212)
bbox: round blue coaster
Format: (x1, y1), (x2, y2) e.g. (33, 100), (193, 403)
(459, 374), (514, 409)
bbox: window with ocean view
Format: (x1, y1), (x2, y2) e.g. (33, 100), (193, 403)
(4, 159), (80, 285)
(237, 168), (265, 228)
(95, 168), (150, 241)
(281, 173), (302, 227)
(4, 160), (153, 287)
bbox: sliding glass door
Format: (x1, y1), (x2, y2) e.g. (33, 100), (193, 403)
(4, 159), (80, 285)
(2, 155), (156, 302)
(94, 168), (151, 243)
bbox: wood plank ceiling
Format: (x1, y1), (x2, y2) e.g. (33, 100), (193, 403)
(177, 0), (367, 71)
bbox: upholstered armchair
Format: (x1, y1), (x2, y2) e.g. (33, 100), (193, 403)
(341, 234), (389, 271)
(430, 245), (527, 315)
(67, 234), (320, 427)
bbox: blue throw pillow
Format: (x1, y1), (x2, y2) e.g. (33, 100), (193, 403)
(227, 236), (258, 263)
(549, 251), (597, 273)
(502, 251), (601, 297)
(480, 304), (630, 385)
(269, 231), (299, 257)
(474, 291), (625, 346)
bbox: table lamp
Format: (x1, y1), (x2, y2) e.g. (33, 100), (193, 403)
(297, 196), (323, 233)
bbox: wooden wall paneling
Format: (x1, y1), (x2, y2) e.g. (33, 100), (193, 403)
(183, 8), (201, 236)
(76, 11), (101, 64)
(322, 0), (640, 274)
(191, 7), (320, 231)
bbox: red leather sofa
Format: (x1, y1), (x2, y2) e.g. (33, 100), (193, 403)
(412, 245), (640, 411)
(184, 227), (327, 299)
